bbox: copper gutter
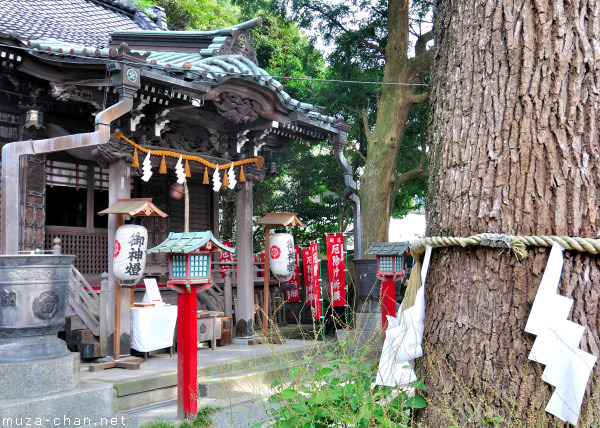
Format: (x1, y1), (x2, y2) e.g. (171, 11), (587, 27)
(1, 90), (134, 254)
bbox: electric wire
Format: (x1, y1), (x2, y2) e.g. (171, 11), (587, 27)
(0, 41), (429, 87)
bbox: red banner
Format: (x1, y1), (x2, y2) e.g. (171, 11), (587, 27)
(326, 234), (347, 307)
(254, 252), (265, 277)
(218, 240), (236, 278)
(285, 246), (302, 302)
(302, 248), (313, 305)
(310, 241), (321, 319)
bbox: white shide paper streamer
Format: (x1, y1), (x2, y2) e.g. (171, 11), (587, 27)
(525, 242), (597, 425)
(375, 245), (432, 387)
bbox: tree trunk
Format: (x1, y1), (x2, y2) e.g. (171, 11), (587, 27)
(423, 0), (600, 425)
(360, 0), (424, 252)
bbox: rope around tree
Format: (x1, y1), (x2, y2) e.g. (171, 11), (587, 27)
(401, 233), (600, 311)
(410, 233), (600, 260)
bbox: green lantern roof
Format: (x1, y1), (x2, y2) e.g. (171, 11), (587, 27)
(147, 231), (234, 254)
(364, 242), (410, 256)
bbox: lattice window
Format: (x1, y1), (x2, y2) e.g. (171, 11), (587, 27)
(171, 254), (187, 278)
(44, 231), (107, 275)
(395, 256), (404, 272)
(190, 254), (209, 278)
(378, 256), (394, 272)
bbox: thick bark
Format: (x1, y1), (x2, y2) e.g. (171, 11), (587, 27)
(360, 0), (430, 251)
(423, 0), (600, 425)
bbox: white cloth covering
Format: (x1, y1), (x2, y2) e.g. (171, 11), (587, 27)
(130, 305), (177, 352)
(375, 245), (432, 387)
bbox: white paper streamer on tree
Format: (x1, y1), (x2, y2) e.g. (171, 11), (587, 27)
(227, 163), (237, 189)
(525, 242), (597, 426)
(212, 164), (221, 192)
(375, 245), (432, 387)
(141, 151), (152, 182)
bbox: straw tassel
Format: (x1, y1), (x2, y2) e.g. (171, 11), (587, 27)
(185, 159), (191, 177)
(203, 166), (209, 184)
(131, 148), (139, 168)
(239, 165), (246, 182)
(222, 167), (229, 187)
(159, 155), (167, 174)
(255, 156), (264, 168)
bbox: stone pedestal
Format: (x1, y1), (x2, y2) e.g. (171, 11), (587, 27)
(0, 352), (79, 398)
(0, 352), (112, 426)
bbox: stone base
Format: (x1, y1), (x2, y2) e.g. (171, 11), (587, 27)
(354, 312), (382, 331)
(336, 326), (383, 358)
(0, 380), (112, 427)
(232, 336), (258, 345)
(0, 352), (80, 399)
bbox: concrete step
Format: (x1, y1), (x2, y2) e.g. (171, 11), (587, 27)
(109, 342), (333, 413)
(197, 359), (293, 399)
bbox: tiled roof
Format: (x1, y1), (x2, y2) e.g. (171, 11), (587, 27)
(0, 0), (159, 48)
(22, 40), (337, 126)
(0, 3), (338, 130)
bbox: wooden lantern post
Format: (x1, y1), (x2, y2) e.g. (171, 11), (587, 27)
(364, 242), (410, 330)
(96, 198), (167, 369)
(255, 213), (305, 340)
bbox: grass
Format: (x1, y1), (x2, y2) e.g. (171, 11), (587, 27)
(140, 406), (220, 428)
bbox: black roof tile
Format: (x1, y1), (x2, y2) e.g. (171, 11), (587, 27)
(0, 0), (160, 48)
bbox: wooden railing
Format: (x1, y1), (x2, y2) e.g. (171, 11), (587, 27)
(52, 237), (103, 341)
(68, 265), (101, 336)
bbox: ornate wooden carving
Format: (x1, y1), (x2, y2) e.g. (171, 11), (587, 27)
(49, 82), (103, 109)
(22, 156), (46, 251)
(214, 93), (264, 124)
(93, 137), (133, 163)
(237, 162), (265, 185)
(219, 30), (257, 64)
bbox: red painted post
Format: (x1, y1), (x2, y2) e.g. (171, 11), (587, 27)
(177, 286), (198, 419)
(381, 276), (396, 330)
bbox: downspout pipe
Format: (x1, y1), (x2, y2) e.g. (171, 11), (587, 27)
(1, 67), (137, 254)
(332, 118), (362, 259)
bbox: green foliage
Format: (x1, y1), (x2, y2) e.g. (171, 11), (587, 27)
(254, 345), (426, 427)
(252, 141), (351, 250)
(179, 406), (220, 427)
(275, 0), (433, 239)
(134, 0), (240, 30)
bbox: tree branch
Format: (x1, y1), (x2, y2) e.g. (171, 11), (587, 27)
(415, 30), (434, 57)
(392, 164), (428, 195)
(411, 91), (429, 104)
(357, 38), (385, 55)
(408, 49), (433, 79)
(361, 107), (371, 138)
(304, 4), (384, 55)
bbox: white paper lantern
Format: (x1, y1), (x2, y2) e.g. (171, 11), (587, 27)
(269, 233), (295, 282)
(113, 224), (148, 287)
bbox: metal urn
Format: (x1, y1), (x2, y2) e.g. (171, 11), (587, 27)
(0, 254), (75, 362)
